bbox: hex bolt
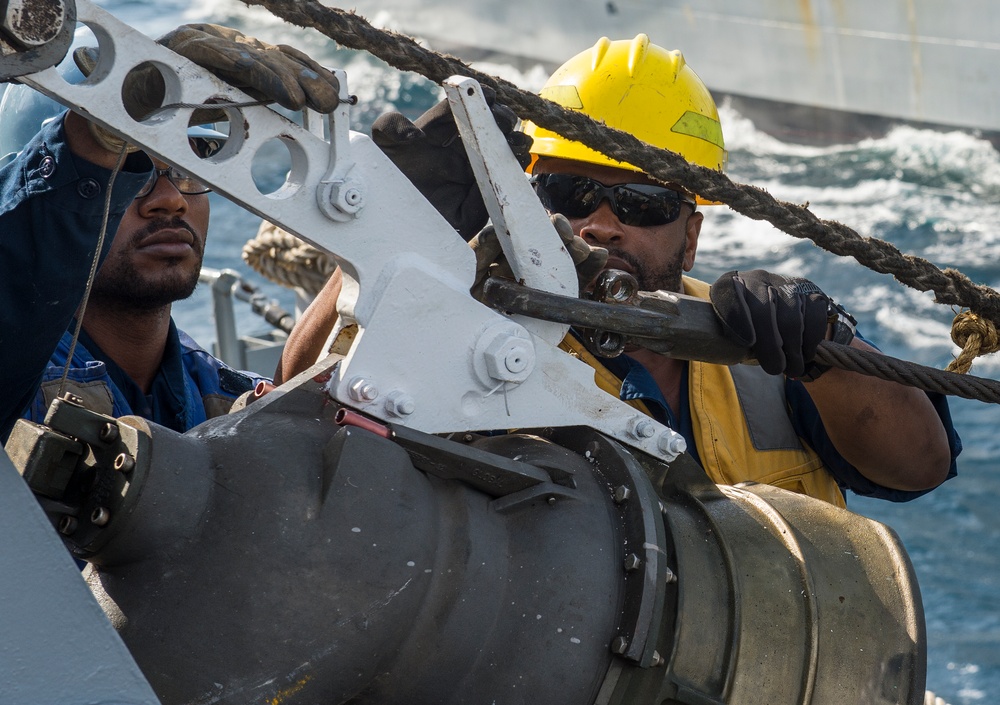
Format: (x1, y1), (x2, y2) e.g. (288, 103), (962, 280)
(613, 485), (631, 504)
(99, 422), (119, 443)
(114, 452), (135, 474)
(629, 417), (656, 440)
(547, 496), (556, 506)
(90, 506), (111, 527)
(665, 567), (678, 584)
(384, 390), (415, 417)
(657, 431), (687, 456)
(324, 180), (365, 217)
(348, 376), (379, 402)
(624, 553), (642, 572)
(611, 636), (629, 655)
(58, 515), (77, 536)
(651, 651), (665, 667)
(483, 333), (535, 383)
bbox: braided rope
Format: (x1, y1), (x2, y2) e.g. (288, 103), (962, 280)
(242, 221), (338, 295)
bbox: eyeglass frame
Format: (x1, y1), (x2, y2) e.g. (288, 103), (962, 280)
(134, 166), (211, 200)
(529, 173), (695, 228)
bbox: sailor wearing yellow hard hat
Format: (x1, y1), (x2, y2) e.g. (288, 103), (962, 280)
(522, 34), (957, 507)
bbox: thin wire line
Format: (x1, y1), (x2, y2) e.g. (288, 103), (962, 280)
(58, 143), (130, 396)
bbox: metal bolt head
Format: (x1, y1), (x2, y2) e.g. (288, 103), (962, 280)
(610, 636), (629, 654)
(665, 567), (677, 584)
(90, 506), (111, 527)
(629, 417), (656, 440)
(326, 180), (365, 216)
(624, 553), (642, 572)
(99, 422), (119, 443)
(348, 376), (379, 402)
(483, 335), (535, 383)
(613, 485), (631, 504)
(657, 431), (686, 457)
(384, 390), (415, 417)
(651, 651), (665, 667)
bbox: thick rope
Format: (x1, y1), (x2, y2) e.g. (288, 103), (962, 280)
(947, 311), (1000, 374)
(813, 343), (1000, 404)
(243, 221), (338, 295)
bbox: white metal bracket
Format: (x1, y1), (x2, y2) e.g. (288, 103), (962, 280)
(18, 0), (687, 462)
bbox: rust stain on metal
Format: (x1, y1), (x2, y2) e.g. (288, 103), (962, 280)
(797, 0), (821, 62)
(267, 676), (312, 704)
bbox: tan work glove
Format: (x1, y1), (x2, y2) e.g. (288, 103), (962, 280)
(469, 213), (608, 301)
(74, 24), (341, 151)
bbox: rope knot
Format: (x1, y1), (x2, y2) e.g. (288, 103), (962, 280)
(947, 310), (1000, 374)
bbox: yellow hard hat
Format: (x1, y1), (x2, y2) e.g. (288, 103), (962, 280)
(523, 34), (727, 204)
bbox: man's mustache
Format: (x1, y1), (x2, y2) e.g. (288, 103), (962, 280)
(130, 218), (203, 253)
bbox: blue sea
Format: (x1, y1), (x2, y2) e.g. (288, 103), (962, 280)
(81, 1), (1000, 702)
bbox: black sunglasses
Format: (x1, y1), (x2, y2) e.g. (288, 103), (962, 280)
(135, 167), (210, 199)
(530, 173), (694, 227)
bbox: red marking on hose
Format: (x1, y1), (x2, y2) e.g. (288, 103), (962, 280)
(335, 408), (392, 439)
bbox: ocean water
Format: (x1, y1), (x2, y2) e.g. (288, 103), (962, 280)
(81, 1), (1000, 702)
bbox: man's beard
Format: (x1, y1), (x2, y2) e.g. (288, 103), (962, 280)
(604, 244), (686, 293)
(90, 218), (204, 312)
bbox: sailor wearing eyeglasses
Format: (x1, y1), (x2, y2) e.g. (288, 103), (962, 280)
(0, 26), (342, 439)
(521, 35), (960, 507)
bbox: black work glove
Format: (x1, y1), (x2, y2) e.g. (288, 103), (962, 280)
(468, 213), (608, 301)
(74, 23), (341, 122)
(372, 87), (534, 241)
(710, 269), (832, 378)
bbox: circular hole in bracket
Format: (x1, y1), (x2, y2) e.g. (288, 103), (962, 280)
(251, 135), (308, 198)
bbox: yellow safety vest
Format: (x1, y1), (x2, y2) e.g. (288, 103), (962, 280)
(561, 277), (846, 508)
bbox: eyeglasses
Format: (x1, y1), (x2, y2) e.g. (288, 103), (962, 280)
(530, 173), (694, 227)
(135, 167), (211, 199)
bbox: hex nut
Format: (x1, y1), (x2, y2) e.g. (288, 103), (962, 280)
(385, 390), (415, 417)
(483, 334), (535, 383)
(658, 431), (687, 456)
(629, 417), (656, 439)
(348, 376), (379, 402)
(613, 485), (631, 504)
(611, 636), (629, 654)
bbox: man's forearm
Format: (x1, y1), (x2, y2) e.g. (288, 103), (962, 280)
(802, 338), (952, 491)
